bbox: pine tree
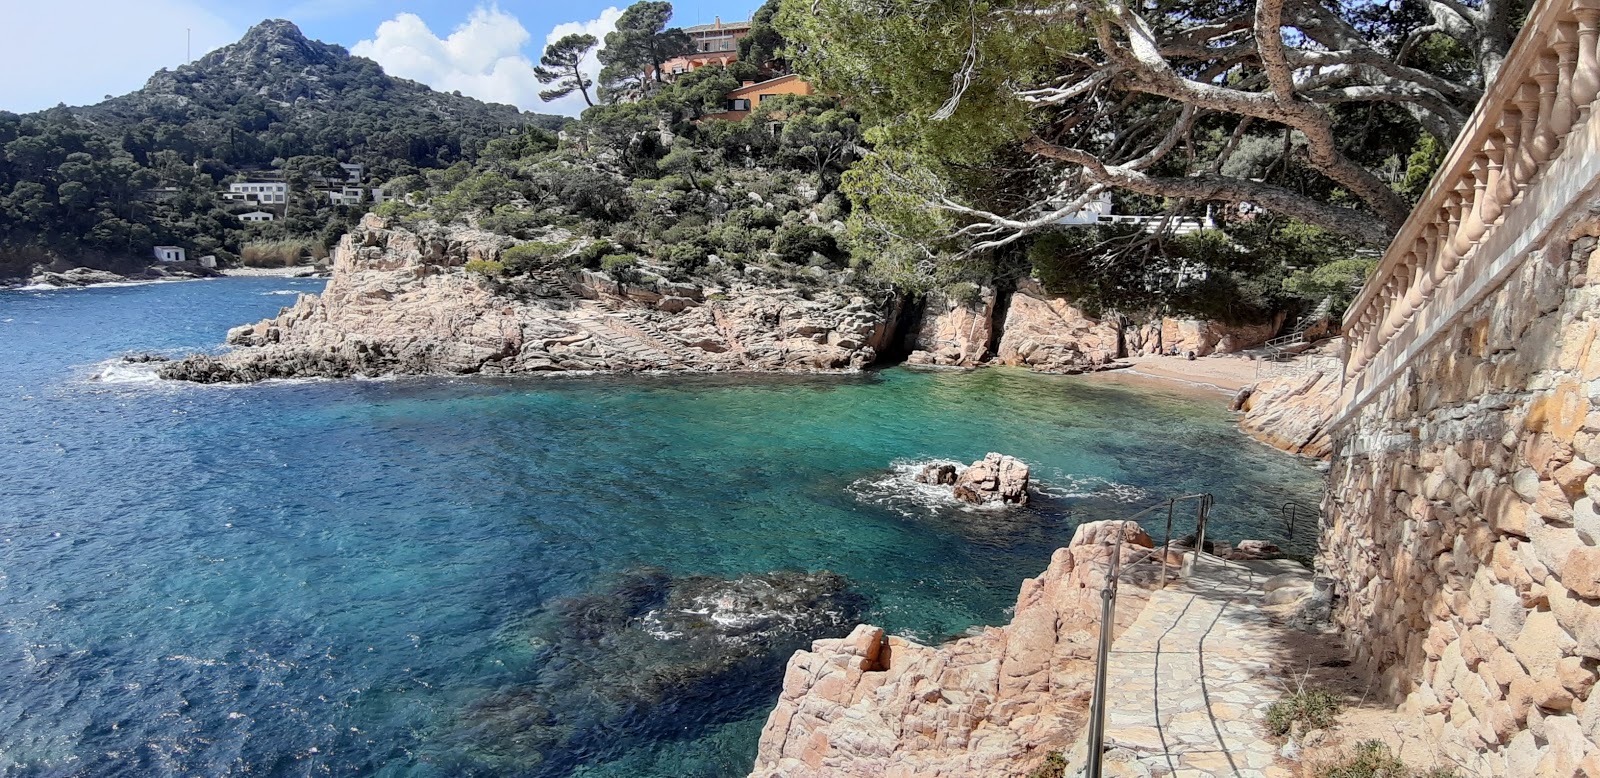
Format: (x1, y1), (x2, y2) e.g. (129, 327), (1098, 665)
(534, 33), (599, 107)
(597, 1), (693, 98)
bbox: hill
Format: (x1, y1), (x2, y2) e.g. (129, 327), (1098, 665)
(0, 19), (565, 279)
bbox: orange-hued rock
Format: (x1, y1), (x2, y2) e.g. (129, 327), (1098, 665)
(906, 287), (996, 367)
(747, 520), (1161, 778)
(993, 279), (1122, 372)
(951, 452), (1031, 505)
(1237, 366), (1341, 459)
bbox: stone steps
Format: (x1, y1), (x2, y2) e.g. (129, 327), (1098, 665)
(1066, 555), (1312, 778)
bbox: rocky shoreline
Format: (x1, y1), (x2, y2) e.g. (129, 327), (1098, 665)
(11, 263), (223, 289)
(156, 215), (1294, 384)
(747, 520), (1167, 778)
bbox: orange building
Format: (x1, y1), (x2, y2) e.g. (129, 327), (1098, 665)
(712, 74), (815, 121)
(657, 17), (752, 78)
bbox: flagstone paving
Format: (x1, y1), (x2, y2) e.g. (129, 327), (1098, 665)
(1067, 554), (1315, 778)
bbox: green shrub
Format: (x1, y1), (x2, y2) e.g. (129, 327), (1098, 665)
(373, 200), (412, 220)
(572, 240), (615, 270)
(480, 206), (545, 239)
(1265, 688), (1341, 737)
(501, 242), (564, 276)
(600, 254), (642, 288)
(773, 223), (839, 265)
(664, 240), (715, 279)
(946, 281), (984, 309)
(1315, 740), (1456, 778)
(1024, 751), (1066, 778)
(464, 259), (505, 277)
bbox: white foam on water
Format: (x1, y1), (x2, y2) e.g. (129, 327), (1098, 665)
(260, 290), (303, 296)
(87, 360), (164, 384)
(849, 458), (1149, 518)
(847, 459), (1017, 517)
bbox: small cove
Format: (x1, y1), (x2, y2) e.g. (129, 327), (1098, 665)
(0, 278), (1324, 777)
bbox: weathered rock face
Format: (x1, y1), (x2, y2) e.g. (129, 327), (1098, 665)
(160, 216), (899, 382)
(906, 287), (996, 368)
(748, 520), (1161, 778)
(952, 452), (1031, 505)
(914, 462), (958, 486)
(1322, 236), (1600, 776)
(1236, 367), (1341, 458)
(1162, 315), (1285, 357)
(994, 279), (1123, 372)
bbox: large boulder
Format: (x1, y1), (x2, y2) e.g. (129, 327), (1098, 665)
(748, 519), (1164, 778)
(952, 452), (1031, 505)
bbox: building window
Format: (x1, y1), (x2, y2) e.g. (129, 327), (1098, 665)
(730, 98), (751, 111)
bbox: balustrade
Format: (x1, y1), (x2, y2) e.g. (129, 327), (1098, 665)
(1343, 0), (1600, 379)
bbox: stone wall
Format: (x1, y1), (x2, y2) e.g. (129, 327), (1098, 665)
(1323, 234), (1600, 775)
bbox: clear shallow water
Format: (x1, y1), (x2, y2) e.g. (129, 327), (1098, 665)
(0, 279), (1324, 777)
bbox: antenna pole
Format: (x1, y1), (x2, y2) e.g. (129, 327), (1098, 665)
(187, 28), (192, 63)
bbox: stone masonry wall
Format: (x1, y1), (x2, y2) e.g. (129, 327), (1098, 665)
(1324, 232), (1600, 776)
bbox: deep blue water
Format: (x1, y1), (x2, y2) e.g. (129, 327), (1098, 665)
(0, 278), (1323, 777)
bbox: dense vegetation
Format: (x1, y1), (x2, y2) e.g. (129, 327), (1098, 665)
(4, 0), (1503, 332)
(374, 3), (868, 292)
(0, 19), (561, 279)
(775, 0), (1503, 322)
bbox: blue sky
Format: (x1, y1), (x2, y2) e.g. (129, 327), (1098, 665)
(2, 0), (759, 116)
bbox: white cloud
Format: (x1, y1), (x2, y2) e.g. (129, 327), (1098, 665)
(351, 5), (621, 117)
(0, 0), (237, 113)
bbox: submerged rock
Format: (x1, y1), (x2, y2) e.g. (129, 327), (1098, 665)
(447, 567), (864, 776)
(952, 452), (1031, 505)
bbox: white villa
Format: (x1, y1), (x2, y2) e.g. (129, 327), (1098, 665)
(239, 211), (275, 223)
(153, 246), (186, 263)
(224, 182), (288, 205)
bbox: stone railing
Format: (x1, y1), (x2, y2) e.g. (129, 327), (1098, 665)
(1339, 0), (1600, 413)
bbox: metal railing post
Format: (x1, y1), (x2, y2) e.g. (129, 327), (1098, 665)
(1086, 521), (1128, 778)
(1083, 495), (1212, 778)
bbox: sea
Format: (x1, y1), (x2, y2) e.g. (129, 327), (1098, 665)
(0, 277), (1324, 777)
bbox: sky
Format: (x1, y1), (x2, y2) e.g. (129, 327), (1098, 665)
(0, 0), (759, 117)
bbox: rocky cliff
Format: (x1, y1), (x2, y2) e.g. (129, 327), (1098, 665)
(161, 216), (901, 382)
(906, 279), (1281, 373)
(747, 520), (1166, 778)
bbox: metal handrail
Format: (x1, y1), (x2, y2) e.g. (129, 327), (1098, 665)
(1085, 493), (1213, 778)
(1280, 500), (1321, 541)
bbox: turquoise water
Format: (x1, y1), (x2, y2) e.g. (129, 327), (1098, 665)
(0, 278), (1323, 777)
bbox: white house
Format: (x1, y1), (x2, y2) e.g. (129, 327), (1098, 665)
(154, 246), (186, 263)
(339, 163), (364, 182)
(327, 187), (366, 207)
(239, 211), (275, 223)
(1054, 191), (1114, 225)
(225, 182), (288, 205)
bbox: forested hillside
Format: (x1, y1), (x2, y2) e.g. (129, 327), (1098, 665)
(0, 20), (562, 279)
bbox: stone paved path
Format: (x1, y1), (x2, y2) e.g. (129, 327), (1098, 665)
(1067, 554), (1313, 778)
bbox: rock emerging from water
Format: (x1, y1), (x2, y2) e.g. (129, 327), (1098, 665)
(914, 462), (958, 486)
(952, 452), (1031, 505)
(447, 567), (864, 776)
(748, 520), (1162, 778)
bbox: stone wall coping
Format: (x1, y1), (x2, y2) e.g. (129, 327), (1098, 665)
(1336, 0), (1600, 425)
